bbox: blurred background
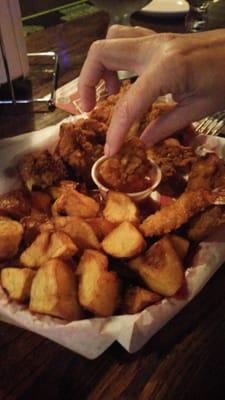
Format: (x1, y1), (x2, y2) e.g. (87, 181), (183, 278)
(19, 0), (101, 36)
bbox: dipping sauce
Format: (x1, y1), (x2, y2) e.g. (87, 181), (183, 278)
(97, 137), (157, 193)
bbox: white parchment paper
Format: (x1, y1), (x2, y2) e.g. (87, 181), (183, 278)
(0, 121), (225, 359)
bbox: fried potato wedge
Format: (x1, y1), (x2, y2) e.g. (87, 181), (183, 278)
(170, 235), (189, 260)
(20, 231), (78, 268)
(123, 286), (162, 314)
(129, 236), (184, 296)
(21, 215), (49, 246)
(1, 268), (35, 302)
(77, 250), (120, 317)
(31, 191), (52, 214)
(0, 217), (23, 260)
(52, 189), (99, 218)
(30, 259), (82, 321)
(87, 217), (115, 240)
(103, 191), (139, 224)
(53, 216), (100, 251)
(49, 181), (78, 200)
(102, 221), (146, 258)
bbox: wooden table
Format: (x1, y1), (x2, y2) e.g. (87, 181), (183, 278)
(1, 11), (225, 400)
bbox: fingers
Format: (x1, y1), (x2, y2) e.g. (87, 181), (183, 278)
(140, 97), (212, 146)
(102, 69), (120, 95)
(106, 24), (155, 39)
(105, 71), (161, 155)
(78, 37), (146, 112)
(104, 25), (155, 94)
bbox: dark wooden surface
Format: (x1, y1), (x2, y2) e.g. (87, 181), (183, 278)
(1, 11), (225, 400)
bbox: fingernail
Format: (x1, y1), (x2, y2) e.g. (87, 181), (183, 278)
(104, 143), (111, 156)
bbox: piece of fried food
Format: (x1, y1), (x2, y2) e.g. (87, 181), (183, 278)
(30, 259), (82, 321)
(187, 153), (225, 191)
(20, 231), (78, 268)
(77, 249), (120, 317)
(102, 221), (146, 258)
(103, 191), (139, 225)
(98, 137), (155, 193)
(147, 138), (196, 181)
(170, 235), (190, 260)
(49, 180), (78, 200)
(52, 187), (99, 218)
(57, 118), (106, 183)
(139, 101), (177, 133)
(1, 268), (35, 302)
(51, 216), (100, 251)
(19, 150), (68, 191)
(129, 236), (185, 296)
(89, 80), (131, 127)
(140, 190), (216, 237)
(123, 286), (162, 314)
(0, 217), (23, 260)
(86, 217), (115, 241)
(0, 190), (30, 219)
(187, 205), (225, 241)
(31, 191), (52, 214)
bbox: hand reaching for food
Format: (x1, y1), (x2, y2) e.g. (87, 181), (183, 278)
(78, 25), (225, 155)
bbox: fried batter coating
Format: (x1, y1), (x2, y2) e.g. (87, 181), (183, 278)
(90, 80), (131, 126)
(140, 190), (217, 237)
(187, 153), (225, 191)
(58, 118), (107, 183)
(139, 102), (177, 133)
(187, 206), (225, 241)
(0, 189), (30, 219)
(98, 137), (154, 193)
(19, 150), (68, 191)
(147, 138), (196, 181)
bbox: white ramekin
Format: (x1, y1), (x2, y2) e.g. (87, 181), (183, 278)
(91, 155), (162, 202)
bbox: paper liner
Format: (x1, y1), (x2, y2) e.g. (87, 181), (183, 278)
(0, 109), (225, 358)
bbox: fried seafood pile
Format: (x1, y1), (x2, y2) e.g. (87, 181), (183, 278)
(0, 84), (225, 323)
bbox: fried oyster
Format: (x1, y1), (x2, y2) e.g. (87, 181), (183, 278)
(58, 118), (107, 183)
(19, 150), (68, 191)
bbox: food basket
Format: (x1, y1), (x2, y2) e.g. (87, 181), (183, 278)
(1, 98), (225, 359)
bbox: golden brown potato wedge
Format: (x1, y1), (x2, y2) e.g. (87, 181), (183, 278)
(0, 217), (23, 260)
(31, 191), (52, 214)
(1, 268), (35, 302)
(102, 221), (146, 258)
(52, 189), (99, 218)
(129, 236), (185, 296)
(22, 215), (49, 246)
(77, 249), (120, 317)
(49, 181), (78, 200)
(123, 286), (162, 314)
(86, 217), (115, 240)
(20, 231), (78, 268)
(53, 216), (100, 251)
(103, 191), (139, 224)
(170, 235), (189, 260)
(30, 259), (82, 321)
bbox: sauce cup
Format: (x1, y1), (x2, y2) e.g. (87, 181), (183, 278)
(91, 155), (162, 202)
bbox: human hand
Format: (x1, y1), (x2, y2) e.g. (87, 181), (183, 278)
(78, 26), (225, 155)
